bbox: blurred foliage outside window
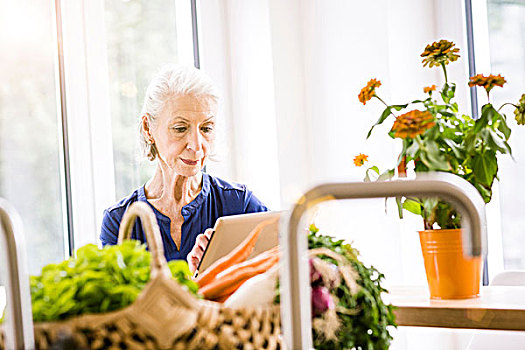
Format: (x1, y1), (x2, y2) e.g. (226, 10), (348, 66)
(0, 0), (193, 275)
(0, 0), (65, 275)
(486, 0), (525, 269)
(104, 0), (191, 199)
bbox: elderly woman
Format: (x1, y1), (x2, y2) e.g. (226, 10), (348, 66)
(100, 65), (268, 272)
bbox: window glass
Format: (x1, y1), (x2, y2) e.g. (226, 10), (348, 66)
(486, 0), (525, 269)
(104, 0), (193, 199)
(0, 0), (66, 274)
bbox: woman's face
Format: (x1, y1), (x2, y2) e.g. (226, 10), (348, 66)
(149, 94), (218, 177)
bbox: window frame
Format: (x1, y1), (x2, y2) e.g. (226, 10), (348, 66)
(468, 0), (510, 279)
(57, 0), (199, 253)
(58, 0), (116, 251)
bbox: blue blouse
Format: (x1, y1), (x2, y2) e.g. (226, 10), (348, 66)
(100, 173), (268, 261)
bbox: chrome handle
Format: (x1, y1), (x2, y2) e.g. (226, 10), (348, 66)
(0, 199), (34, 349)
(280, 172), (487, 349)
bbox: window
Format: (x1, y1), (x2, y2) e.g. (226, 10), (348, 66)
(485, 0), (525, 269)
(0, 0), (66, 274)
(104, 0), (195, 200)
(0, 0), (196, 275)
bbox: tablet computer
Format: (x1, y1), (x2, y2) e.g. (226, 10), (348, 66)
(195, 211), (282, 275)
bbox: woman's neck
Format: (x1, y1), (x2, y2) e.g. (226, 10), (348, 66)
(145, 164), (202, 207)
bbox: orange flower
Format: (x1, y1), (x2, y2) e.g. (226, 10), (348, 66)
(391, 110), (435, 139)
(423, 85), (437, 94)
(353, 153), (369, 167)
(358, 79), (381, 105)
(468, 74), (506, 94)
(421, 40), (460, 68)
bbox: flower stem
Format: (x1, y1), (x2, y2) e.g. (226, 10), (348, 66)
(374, 95), (398, 119)
(374, 95), (389, 107)
(441, 63), (448, 85)
(497, 103), (518, 112)
(415, 135), (424, 149)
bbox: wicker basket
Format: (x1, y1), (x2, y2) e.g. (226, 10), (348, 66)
(1, 202), (281, 350)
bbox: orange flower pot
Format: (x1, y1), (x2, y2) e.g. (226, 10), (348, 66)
(419, 229), (482, 299)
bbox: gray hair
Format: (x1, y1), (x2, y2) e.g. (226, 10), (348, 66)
(139, 64), (220, 161)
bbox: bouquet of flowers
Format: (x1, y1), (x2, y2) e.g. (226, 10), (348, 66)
(355, 39), (525, 229)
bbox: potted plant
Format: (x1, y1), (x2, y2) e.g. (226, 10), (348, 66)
(355, 39), (525, 299)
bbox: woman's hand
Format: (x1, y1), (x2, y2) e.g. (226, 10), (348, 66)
(187, 228), (214, 273)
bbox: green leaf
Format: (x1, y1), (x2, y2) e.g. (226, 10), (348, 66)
(397, 139), (411, 165)
(441, 83), (456, 103)
(443, 138), (463, 159)
(484, 129), (512, 154)
(369, 166), (380, 175)
(367, 104), (409, 139)
(422, 197), (439, 226)
(402, 198), (422, 215)
(439, 111), (456, 118)
(472, 151), (498, 187)
(391, 104), (408, 111)
(497, 113), (512, 140)
(406, 140), (419, 158)
(434, 201), (461, 229)
(387, 129), (396, 139)
(367, 106), (393, 139)
(473, 182), (493, 203)
(448, 83), (456, 97)
(419, 140), (451, 171)
(475, 104), (497, 133)
(464, 133), (478, 153)
(377, 168), (395, 181)
(364, 166), (380, 182)
(503, 140), (514, 159)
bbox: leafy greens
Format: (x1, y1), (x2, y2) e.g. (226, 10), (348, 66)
(308, 225), (396, 350)
(1, 241), (198, 323)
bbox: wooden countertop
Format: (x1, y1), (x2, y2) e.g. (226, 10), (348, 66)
(2, 285), (525, 331)
(384, 285), (525, 331)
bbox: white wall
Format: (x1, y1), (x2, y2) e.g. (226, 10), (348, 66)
(199, 0), (282, 210)
(199, 1), (491, 348)
(199, 0), (477, 281)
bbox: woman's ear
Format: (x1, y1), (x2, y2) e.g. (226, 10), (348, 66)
(142, 114), (154, 143)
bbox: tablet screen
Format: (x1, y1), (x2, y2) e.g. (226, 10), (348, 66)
(195, 211), (282, 274)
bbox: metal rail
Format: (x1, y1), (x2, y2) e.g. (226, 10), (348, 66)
(280, 172), (487, 349)
(0, 199), (34, 349)
(190, 0), (201, 69)
(54, 0), (75, 258)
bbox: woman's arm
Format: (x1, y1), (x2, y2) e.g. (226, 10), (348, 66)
(100, 209), (120, 246)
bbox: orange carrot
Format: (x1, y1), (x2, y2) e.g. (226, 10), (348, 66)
(200, 254), (279, 300)
(209, 251), (279, 299)
(196, 217), (277, 287)
(215, 247), (280, 281)
(201, 262), (277, 300)
(209, 279), (247, 301)
(213, 294), (231, 303)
